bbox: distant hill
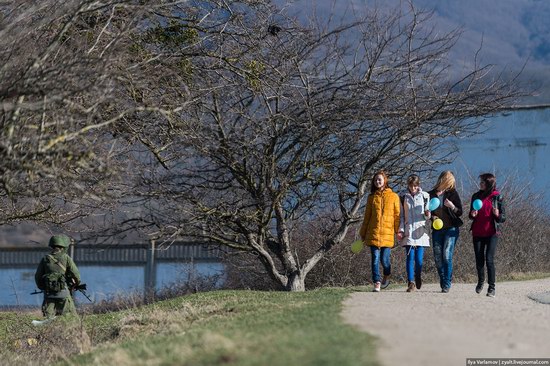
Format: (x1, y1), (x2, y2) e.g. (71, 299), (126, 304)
(281, 0), (550, 103)
(0, 220), (146, 247)
(0, 223), (51, 247)
(412, 0), (550, 103)
(414, 0), (550, 65)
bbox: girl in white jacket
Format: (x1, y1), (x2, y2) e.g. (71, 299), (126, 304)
(398, 175), (431, 292)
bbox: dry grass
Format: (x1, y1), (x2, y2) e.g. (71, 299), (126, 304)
(2, 289), (378, 366)
(0, 270), (224, 366)
(0, 295), (227, 365)
(113, 301), (219, 339)
(1, 315), (91, 366)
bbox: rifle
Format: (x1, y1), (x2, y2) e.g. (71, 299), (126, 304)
(30, 283), (92, 302)
(71, 283), (93, 302)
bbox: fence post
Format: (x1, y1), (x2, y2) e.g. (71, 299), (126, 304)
(69, 243), (75, 259)
(144, 240), (156, 301)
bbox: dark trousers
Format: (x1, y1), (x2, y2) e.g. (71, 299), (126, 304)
(473, 236), (498, 290)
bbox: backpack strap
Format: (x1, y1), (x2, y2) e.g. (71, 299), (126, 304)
(47, 254), (67, 273)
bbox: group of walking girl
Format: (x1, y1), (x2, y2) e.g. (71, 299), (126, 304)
(358, 170), (506, 297)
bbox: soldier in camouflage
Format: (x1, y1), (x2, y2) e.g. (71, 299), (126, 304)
(34, 235), (81, 318)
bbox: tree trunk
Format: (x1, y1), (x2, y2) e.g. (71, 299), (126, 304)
(286, 272), (306, 292)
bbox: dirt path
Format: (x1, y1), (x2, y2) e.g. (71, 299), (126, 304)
(342, 278), (550, 366)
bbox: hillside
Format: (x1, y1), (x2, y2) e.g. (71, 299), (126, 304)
(0, 288), (376, 366)
(283, 0), (550, 103)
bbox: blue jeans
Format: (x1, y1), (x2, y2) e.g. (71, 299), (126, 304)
(432, 227), (459, 290)
(370, 246), (391, 283)
(405, 246), (425, 282)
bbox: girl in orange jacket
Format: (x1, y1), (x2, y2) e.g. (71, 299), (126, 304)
(359, 170), (401, 292)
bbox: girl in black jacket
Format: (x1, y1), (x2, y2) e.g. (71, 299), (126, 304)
(428, 171), (463, 293)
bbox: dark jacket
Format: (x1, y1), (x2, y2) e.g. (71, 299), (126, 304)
(428, 188), (463, 229)
(469, 191), (506, 235)
(35, 250), (80, 299)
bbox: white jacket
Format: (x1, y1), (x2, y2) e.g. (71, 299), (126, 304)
(399, 189), (431, 247)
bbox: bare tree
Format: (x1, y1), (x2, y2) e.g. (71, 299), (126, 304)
(0, 1), (195, 226)
(90, 2), (522, 291)
(0, 0), (268, 238)
(2, 1), (521, 290)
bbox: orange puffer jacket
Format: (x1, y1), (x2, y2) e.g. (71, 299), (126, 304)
(359, 188), (400, 248)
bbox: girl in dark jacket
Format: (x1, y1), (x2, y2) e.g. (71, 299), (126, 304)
(469, 173), (506, 298)
(428, 171), (463, 293)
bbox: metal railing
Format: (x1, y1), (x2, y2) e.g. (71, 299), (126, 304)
(0, 242), (220, 267)
(0, 241), (223, 291)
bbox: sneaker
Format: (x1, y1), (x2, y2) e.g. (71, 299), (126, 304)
(373, 282), (381, 292)
(441, 287), (449, 293)
(381, 275), (391, 289)
(487, 288), (495, 298)
(475, 283), (484, 294)
(406, 281), (416, 292)
(415, 273), (422, 290)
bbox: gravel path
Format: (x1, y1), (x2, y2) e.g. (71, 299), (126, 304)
(342, 278), (550, 366)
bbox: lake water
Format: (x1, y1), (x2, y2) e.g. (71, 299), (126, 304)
(444, 106), (550, 200)
(0, 262), (225, 307)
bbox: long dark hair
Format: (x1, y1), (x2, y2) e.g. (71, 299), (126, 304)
(479, 173), (497, 198)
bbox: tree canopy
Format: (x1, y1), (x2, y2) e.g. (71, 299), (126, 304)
(1, 1), (521, 290)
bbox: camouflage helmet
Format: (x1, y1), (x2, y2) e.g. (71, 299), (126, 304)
(48, 235), (71, 248)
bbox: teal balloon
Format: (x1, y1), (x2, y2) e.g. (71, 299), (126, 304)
(473, 199), (483, 211)
(428, 197), (440, 211)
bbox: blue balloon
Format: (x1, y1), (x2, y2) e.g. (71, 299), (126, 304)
(428, 197), (440, 211)
(473, 199), (483, 211)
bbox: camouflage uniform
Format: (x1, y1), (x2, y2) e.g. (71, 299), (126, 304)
(34, 235), (81, 318)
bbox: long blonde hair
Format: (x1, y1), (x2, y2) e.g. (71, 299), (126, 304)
(433, 170), (455, 192)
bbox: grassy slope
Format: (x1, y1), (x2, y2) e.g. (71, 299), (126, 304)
(1, 288), (378, 366)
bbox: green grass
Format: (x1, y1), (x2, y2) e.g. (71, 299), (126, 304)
(500, 271), (550, 281)
(0, 289), (379, 366)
